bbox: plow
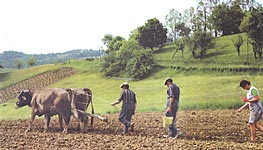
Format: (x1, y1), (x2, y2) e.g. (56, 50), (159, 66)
(76, 109), (108, 123)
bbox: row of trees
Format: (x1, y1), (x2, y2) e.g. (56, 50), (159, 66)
(165, 0), (263, 59)
(101, 0), (263, 80)
(0, 57), (37, 69)
(1, 49), (102, 69)
(14, 57), (37, 69)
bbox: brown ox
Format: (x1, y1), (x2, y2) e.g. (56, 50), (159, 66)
(16, 88), (87, 133)
(71, 88), (94, 132)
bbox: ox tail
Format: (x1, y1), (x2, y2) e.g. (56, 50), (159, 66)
(67, 89), (78, 119)
(90, 94), (94, 127)
(84, 88), (94, 127)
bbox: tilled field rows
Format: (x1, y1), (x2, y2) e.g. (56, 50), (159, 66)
(0, 67), (77, 103)
(1, 110), (263, 149)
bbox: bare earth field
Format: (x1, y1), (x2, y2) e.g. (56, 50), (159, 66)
(1, 110), (263, 150)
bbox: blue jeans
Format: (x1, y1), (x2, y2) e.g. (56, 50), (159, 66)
(119, 103), (135, 133)
(165, 99), (178, 137)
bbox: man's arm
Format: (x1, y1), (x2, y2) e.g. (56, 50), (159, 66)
(133, 93), (137, 114)
(166, 97), (174, 112)
(111, 91), (123, 106)
(169, 97), (174, 107)
(111, 100), (121, 106)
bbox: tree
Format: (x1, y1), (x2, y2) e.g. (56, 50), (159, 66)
(107, 36), (125, 51)
(186, 7), (198, 33)
(210, 2), (228, 35)
(231, 34), (244, 56)
(101, 52), (120, 77)
(239, 12), (251, 32)
(165, 9), (182, 41)
(229, 4), (245, 34)
(196, 0), (210, 32)
(190, 31), (215, 58)
(206, 0), (223, 37)
(246, 5), (263, 59)
(211, 3), (244, 35)
(227, 0), (257, 10)
(137, 18), (167, 51)
(102, 34), (125, 54)
(101, 31), (154, 80)
(126, 49), (154, 80)
(124, 36), (154, 79)
(165, 9), (192, 43)
(0, 64), (3, 69)
(101, 35), (126, 77)
(27, 57), (37, 67)
(14, 59), (23, 69)
(172, 38), (185, 58)
(102, 34), (113, 47)
(174, 22), (191, 38)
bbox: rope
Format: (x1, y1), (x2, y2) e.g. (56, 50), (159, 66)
(85, 94), (121, 111)
(80, 94), (121, 111)
(71, 93), (121, 113)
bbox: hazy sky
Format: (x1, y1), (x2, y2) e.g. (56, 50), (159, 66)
(0, 0), (262, 54)
(0, 0), (198, 54)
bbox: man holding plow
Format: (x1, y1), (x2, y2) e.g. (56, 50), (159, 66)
(111, 82), (136, 134)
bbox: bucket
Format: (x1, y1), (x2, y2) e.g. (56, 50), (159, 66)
(162, 116), (173, 127)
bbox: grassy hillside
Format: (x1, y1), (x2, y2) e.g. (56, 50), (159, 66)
(51, 60), (263, 113)
(155, 33), (263, 68)
(1, 34), (263, 120)
(2, 59), (262, 120)
(0, 64), (62, 89)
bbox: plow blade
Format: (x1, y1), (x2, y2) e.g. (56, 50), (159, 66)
(76, 109), (108, 123)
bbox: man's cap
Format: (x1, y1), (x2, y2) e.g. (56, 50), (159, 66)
(120, 82), (129, 88)
(164, 78), (173, 85)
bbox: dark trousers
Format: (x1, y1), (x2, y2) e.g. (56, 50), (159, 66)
(165, 99), (178, 136)
(119, 103), (135, 133)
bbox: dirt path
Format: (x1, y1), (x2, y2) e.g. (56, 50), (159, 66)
(1, 110), (262, 149)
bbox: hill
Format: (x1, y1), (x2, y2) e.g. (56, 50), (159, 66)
(0, 66), (76, 103)
(154, 33), (263, 69)
(1, 33), (263, 120)
(0, 49), (104, 68)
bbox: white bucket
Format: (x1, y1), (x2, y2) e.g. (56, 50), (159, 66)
(162, 116), (173, 127)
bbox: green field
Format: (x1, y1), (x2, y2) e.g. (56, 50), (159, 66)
(155, 33), (263, 68)
(1, 33), (263, 120)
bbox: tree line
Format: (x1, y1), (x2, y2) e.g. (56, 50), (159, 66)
(0, 49), (103, 69)
(101, 0), (263, 80)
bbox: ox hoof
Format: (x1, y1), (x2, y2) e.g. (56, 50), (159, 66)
(62, 130), (68, 134)
(26, 128), (32, 132)
(104, 117), (108, 123)
(43, 127), (49, 133)
(80, 129), (86, 133)
(82, 127), (88, 133)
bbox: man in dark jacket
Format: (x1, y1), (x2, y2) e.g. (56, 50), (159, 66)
(111, 82), (136, 134)
(164, 78), (181, 138)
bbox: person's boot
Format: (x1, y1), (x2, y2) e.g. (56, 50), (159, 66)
(130, 123), (134, 132)
(174, 129), (182, 139)
(123, 124), (129, 134)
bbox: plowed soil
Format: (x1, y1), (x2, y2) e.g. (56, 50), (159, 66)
(1, 110), (263, 150)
